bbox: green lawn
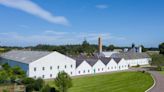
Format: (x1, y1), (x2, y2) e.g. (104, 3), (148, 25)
(160, 71), (164, 75)
(47, 71), (153, 92)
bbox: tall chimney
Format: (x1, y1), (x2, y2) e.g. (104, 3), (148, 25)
(98, 36), (102, 53)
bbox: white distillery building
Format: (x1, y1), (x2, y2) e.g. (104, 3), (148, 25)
(0, 50), (150, 79)
(0, 50), (76, 79)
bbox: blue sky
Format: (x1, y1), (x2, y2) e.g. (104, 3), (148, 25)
(0, 0), (164, 47)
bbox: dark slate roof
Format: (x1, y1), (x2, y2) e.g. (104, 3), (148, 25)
(0, 50), (51, 64)
(85, 58), (99, 67)
(73, 56), (99, 67)
(113, 58), (122, 64)
(99, 57), (112, 65)
(111, 52), (150, 60)
(76, 59), (84, 68)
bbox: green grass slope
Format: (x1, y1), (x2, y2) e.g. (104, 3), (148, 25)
(68, 72), (153, 92)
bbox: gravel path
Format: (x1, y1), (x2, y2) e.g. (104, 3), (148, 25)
(149, 71), (164, 92)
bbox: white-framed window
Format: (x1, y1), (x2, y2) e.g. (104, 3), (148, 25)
(42, 67), (45, 71)
(70, 65), (73, 68)
(50, 66), (52, 70)
(50, 74), (52, 78)
(34, 67), (36, 71)
(57, 66), (60, 69)
(65, 65), (67, 69)
(42, 75), (45, 78)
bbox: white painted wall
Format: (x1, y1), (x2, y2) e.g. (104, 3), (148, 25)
(106, 59), (118, 72)
(117, 58), (128, 70)
(127, 58), (150, 67)
(92, 60), (106, 73)
(75, 60), (92, 75)
(29, 51), (76, 79)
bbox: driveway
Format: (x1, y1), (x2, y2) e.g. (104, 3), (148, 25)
(148, 71), (164, 92)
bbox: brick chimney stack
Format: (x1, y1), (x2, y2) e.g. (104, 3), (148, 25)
(98, 36), (102, 53)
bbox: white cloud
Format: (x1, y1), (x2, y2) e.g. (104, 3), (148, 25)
(0, 31), (126, 46)
(44, 30), (68, 35)
(0, 0), (69, 26)
(96, 4), (108, 9)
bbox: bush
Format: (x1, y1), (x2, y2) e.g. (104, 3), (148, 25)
(157, 66), (162, 71)
(142, 70), (145, 73)
(22, 77), (45, 92)
(34, 78), (45, 91)
(40, 84), (51, 92)
(136, 64), (140, 67)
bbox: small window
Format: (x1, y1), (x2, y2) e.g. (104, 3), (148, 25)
(42, 67), (45, 71)
(98, 68), (100, 71)
(50, 66), (52, 70)
(34, 76), (36, 78)
(50, 74), (52, 77)
(70, 65), (73, 68)
(65, 65), (67, 69)
(57, 66), (60, 69)
(102, 68), (103, 71)
(79, 71), (80, 74)
(108, 67), (109, 70)
(111, 67), (113, 69)
(83, 70), (85, 73)
(42, 75), (45, 78)
(34, 67), (36, 71)
(88, 70), (90, 73)
(70, 72), (72, 75)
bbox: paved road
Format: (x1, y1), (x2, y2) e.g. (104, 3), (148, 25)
(149, 71), (164, 92)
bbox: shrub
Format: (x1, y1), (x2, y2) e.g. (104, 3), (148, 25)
(40, 84), (51, 92)
(136, 64), (140, 67)
(157, 66), (162, 71)
(142, 70), (145, 73)
(54, 71), (72, 92)
(34, 78), (45, 91)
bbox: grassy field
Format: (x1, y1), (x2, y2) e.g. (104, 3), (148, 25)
(47, 71), (153, 92)
(160, 71), (164, 75)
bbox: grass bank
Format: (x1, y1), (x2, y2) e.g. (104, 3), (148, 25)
(47, 71), (153, 92)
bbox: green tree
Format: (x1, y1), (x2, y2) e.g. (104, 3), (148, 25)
(40, 84), (51, 92)
(2, 63), (10, 71)
(54, 71), (72, 92)
(159, 43), (164, 55)
(107, 45), (115, 51)
(22, 78), (35, 92)
(34, 78), (45, 91)
(141, 45), (147, 52)
(0, 70), (9, 84)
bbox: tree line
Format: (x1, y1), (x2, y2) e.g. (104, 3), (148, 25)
(0, 40), (161, 56)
